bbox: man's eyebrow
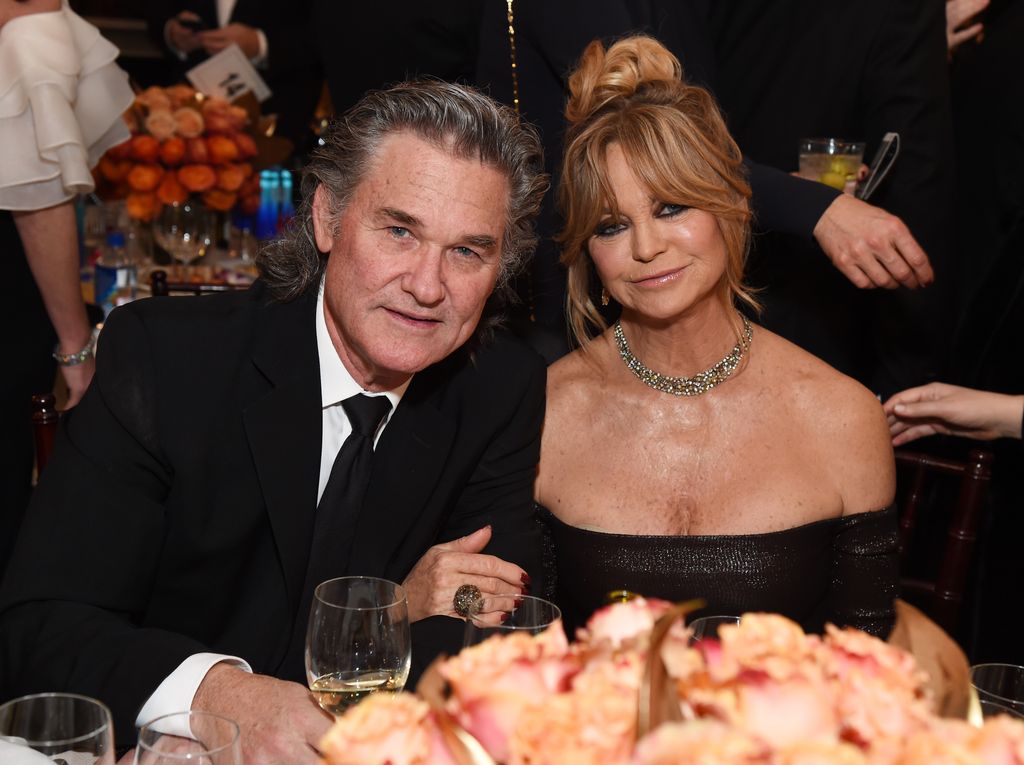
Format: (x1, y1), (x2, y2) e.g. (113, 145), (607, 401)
(464, 234), (498, 250)
(377, 207), (421, 227)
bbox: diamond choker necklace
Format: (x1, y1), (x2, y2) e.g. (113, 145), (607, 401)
(613, 315), (753, 396)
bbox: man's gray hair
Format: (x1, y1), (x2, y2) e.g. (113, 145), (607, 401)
(258, 79), (548, 331)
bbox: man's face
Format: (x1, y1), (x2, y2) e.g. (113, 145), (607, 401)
(314, 132), (509, 390)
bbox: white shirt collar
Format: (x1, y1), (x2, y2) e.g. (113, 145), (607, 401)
(315, 280), (410, 412)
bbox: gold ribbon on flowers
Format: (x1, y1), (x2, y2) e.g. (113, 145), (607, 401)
(637, 598), (705, 739)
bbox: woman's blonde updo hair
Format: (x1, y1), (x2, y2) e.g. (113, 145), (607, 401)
(558, 35), (757, 347)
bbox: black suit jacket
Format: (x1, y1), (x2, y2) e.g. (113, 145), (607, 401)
(0, 282), (545, 745)
(146, 0), (321, 145)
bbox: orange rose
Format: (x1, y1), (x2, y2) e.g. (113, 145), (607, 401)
(202, 188), (237, 212)
(215, 164), (247, 192)
(177, 164), (217, 193)
(184, 137), (209, 165)
(125, 192), (160, 221)
(156, 173), (189, 206)
(130, 135), (160, 163)
(233, 132), (259, 159)
(206, 134), (240, 164)
(174, 107), (205, 139)
(98, 156), (131, 183)
(159, 137), (187, 166)
(127, 164), (164, 192)
(106, 138), (132, 161)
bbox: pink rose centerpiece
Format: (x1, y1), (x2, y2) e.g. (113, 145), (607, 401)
(318, 599), (1024, 765)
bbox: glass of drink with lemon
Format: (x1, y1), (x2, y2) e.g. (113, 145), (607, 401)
(798, 138), (865, 194)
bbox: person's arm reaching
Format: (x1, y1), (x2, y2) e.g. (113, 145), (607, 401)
(13, 201), (95, 407)
(883, 382), (1024, 445)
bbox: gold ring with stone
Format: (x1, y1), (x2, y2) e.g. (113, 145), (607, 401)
(453, 584), (483, 618)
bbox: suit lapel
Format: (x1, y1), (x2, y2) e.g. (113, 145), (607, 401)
(242, 288), (321, 613)
(348, 370), (457, 575)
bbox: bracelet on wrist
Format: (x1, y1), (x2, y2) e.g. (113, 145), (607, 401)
(53, 327), (99, 367)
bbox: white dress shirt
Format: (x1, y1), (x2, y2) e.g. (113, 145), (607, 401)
(135, 283), (409, 731)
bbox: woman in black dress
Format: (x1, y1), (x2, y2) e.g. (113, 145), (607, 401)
(536, 35), (898, 638)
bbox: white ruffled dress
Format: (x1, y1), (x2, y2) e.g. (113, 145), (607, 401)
(0, 0), (134, 211)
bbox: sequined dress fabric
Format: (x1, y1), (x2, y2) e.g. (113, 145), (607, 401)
(537, 504), (898, 639)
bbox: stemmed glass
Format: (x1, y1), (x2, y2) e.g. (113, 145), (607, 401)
(462, 595), (562, 647)
(134, 711), (240, 765)
(305, 576), (411, 715)
(153, 201), (213, 280)
(0, 692), (115, 765)
(968, 663), (1024, 724)
(687, 615), (741, 646)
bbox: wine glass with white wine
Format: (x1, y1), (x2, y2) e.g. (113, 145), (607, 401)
(305, 576), (411, 715)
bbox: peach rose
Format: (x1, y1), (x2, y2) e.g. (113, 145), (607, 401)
(511, 677), (636, 765)
(441, 624), (576, 763)
(144, 109), (177, 141)
(578, 598), (674, 651)
(135, 85), (171, 112)
(632, 720), (770, 765)
(165, 84), (198, 108)
(174, 107), (205, 139)
(318, 693), (458, 765)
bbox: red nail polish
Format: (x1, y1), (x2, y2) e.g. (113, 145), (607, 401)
(514, 597), (523, 608)
(500, 612), (509, 622)
(521, 573), (531, 586)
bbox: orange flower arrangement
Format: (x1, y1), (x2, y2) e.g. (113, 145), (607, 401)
(94, 84), (261, 221)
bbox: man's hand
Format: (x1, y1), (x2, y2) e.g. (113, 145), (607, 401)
(166, 11), (204, 55)
(402, 526), (527, 625)
(947, 0), (989, 52)
(192, 664), (332, 765)
(813, 194), (934, 290)
(883, 382), (1024, 446)
(198, 23), (261, 58)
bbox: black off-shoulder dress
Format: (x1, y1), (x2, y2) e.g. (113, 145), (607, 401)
(537, 504), (899, 639)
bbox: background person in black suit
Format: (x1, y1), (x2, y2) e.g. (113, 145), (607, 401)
(146, 0), (321, 146)
(0, 80), (549, 762)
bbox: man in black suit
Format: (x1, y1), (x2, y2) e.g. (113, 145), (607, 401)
(147, 0), (321, 146)
(0, 80), (548, 762)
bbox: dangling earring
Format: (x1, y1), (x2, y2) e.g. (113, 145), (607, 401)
(601, 287), (610, 306)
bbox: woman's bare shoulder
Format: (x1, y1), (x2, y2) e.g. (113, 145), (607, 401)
(756, 329), (895, 513)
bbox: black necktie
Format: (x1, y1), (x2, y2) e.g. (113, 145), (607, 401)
(280, 393), (392, 680)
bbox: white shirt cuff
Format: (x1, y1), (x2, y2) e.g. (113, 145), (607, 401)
(252, 28), (269, 69)
(135, 653), (252, 735)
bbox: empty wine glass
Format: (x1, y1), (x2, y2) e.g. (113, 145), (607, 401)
(135, 711), (240, 765)
(0, 692), (114, 765)
(306, 576), (411, 715)
(153, 202), (213, 279)
(970, 663), (1024, 717)
(687, 615), (741, 646)
(462, 595), (562, 648)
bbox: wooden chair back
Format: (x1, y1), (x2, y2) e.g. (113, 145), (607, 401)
(894, 447), (994, 634)
(31, 392), (60, 477)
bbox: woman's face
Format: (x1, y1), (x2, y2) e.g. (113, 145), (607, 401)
(588, 143), (728, 324)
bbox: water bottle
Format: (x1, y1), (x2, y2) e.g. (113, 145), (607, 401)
(256, 169), (280, 240)
(94, 231), (137, 316)
(278, 169), (295, 230)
